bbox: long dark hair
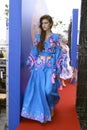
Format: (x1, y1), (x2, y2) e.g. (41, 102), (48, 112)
(36, 15), (53, 51)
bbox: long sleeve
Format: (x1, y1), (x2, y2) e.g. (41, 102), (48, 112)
(26, 34), (40, 70)
(56, 46), (63, 74)
(50, 34), (63, 84)
(54, 34), (63, 75)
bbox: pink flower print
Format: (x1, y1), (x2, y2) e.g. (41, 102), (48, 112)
(33, 40), (38, 45)
(53, 69), (56, 72)
(52, 73), (56, 84)
(56, 41), (60, 46)
(49, 38), (54, 43)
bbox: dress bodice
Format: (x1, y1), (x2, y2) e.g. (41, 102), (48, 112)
(27, 33), (62, 75)
(34, 33), (60, 55)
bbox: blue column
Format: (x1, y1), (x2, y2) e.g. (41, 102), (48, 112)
(71, 9), (78, 83)
(71, 9), (78, 68)
(8, 0), (21, 130)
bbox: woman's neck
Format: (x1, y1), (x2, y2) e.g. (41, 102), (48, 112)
(45, 30), (52, 40)
(46, 30), (51, 35)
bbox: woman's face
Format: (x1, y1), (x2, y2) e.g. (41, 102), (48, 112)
(41, 19), (51, 31)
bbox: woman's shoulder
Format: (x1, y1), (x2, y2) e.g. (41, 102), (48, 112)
(51, 33), (60, 41)
(35, 33), (40, 38)
(34, 33), (40, 42)
(33, 34), (40, 45)
(52, 33), (59, 37)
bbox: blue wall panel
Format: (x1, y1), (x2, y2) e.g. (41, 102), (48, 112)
(9, 0), (21, 130)
(70, 9), (78, 84)
(71, 9), (78, 68)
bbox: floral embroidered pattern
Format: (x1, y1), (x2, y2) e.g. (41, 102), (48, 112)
(49, 37), (54, 43)
(52, 73), (56, 84)
(46, 56), (51, 67)
(49, 37), (60, 46)
(35, 56), (44, 67)
(48, 48), (56, 53)
(33, 40), (38, 45)
(27, 54), (35, 69)
(21, 107), (51, 123)
(56, 41), (60, 46)
(35, 55), (53, 68)
(56, 56), (62, 70)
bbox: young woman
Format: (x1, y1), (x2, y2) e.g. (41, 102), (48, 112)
(21, 15), (62, 123)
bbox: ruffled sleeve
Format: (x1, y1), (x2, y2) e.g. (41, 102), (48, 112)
(26, 34), (40, 70)
(53, 34), (63, 75)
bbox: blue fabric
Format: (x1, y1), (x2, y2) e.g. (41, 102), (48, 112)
(21, 33), (62, 123)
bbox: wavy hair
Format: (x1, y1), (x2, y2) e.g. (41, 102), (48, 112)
(36, 15), (53, 51)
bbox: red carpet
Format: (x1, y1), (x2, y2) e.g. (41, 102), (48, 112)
(17, 82), (80, 130)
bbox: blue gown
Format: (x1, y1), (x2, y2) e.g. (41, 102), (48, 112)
(21, 33), (62, 123)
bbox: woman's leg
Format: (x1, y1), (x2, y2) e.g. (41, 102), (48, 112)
(62, 79), (66, 87)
